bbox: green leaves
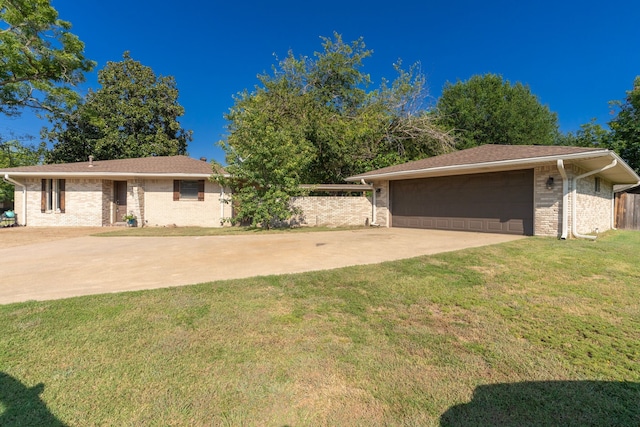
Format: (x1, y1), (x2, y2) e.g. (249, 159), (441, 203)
(608, 76), (640, 173)
(0, 0), (95, 117)
(436, 73), (559, 148)
(219, 34), (453, 227)
(45, 52), (192, 163)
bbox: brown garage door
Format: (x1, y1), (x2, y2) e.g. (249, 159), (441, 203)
(391, 169), (534, 235)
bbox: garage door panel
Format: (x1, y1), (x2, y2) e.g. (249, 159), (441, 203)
(391, 170), (533, 235)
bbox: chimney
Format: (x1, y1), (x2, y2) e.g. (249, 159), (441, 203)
(200, 157), (207, 162)
(88, 155), (94, 167)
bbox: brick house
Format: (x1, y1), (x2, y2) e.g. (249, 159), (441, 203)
(346, 145), (640, 238)
(0, 156), (231, 227)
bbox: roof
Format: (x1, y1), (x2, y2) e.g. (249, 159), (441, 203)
(347, 144), (640, 185)
(0, 156), (227, 179)
(300, 183), (373, 192)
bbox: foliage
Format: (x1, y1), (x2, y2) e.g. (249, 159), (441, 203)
(0, 0), (94, 117)
(45, 52), (192, 163)
(556, 118), (610, 147)
(0, 135), (45, 201)
(608, 76), (640, 173)
(1, 231), (639, 425)
(219, 33), (453, 227)
(436, 73), (559, 148)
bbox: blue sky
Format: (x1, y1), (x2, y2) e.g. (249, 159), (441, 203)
(1, 0), (638, 164)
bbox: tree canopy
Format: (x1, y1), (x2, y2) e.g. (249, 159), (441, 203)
(218, 33), (453, 227)
(436, 73), (559, 149)
(45, 52), (192, 163)
(608, 76), (640, 174)
(0, 0), (94, 116)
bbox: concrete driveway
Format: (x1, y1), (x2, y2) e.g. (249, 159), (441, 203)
(0, 228), (523, 304)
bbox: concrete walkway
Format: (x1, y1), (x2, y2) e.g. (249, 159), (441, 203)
(0, 228), (523, 304)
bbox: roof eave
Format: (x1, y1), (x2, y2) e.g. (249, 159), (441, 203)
(347, 150), (637, 182)
(2, 172), (228, 179)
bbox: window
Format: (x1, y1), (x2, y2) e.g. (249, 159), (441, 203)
(173, 180), (205, 201)
(595, 177), (601, 193)
(41, 179), (65, 213)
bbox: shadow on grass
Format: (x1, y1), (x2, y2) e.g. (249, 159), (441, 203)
(440, 380), (640, 427)
(0, 372), (67, 426)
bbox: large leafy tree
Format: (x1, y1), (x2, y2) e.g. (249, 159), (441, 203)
(436, 73), (559, 149)
(218, 33), (453, 228)
(46, 52), (192, 163)
(608, 76), (640, 174)
(0, 0), (94, 116)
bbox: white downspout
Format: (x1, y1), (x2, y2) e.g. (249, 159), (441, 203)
(220, 185), (225, 225)
(611, 195), (617, 231)
(3, 174), (26, 226)
(361, 179), (377, 226)
(557, 160), (569, 240)
(571, 159), (617, 240)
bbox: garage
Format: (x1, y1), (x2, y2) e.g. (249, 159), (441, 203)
(390, 169), (534, 235)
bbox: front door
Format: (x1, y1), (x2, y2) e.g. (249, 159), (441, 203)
(114, 181), (127, 223)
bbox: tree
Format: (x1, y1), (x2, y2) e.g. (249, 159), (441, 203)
(0, 134), (45, 201)
(218, 33), (453, 227)
(556, 118), (610, 148)
(0, 0), (94, 116)
(608, 76), (640, 174)
(436, 73), (559, 148)
(45, 52), (192, 163)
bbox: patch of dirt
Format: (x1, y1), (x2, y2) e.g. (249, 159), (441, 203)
(0, 227), (107, 248)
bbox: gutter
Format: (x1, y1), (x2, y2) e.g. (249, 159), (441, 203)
(571, 159), (617, 240)
(3, 174), (26, 226)
(557, 160), (569, 240)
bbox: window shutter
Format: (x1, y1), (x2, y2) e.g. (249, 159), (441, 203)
(59, 179), (66, 213)
(198, 180), (205, 201)
(41, 179), (46, 212)
(173, 180), (180, 201)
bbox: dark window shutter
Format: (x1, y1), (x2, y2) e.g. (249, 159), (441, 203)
(173, 180), (180, 201)
(41, 179), (46, 212)
(198, 180), (205, 201)
(59, 179), (65, 213)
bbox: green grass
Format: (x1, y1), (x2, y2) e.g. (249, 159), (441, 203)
(1, 231), (639, 426)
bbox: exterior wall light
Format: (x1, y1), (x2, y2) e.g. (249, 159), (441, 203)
(546, 176), (554, 190)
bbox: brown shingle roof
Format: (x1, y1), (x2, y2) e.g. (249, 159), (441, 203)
(355, 145), (605, 177)
(347, 145), (609, 180)
(0, 156), (225, 176)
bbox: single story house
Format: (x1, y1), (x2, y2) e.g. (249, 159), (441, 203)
(0, 156), (230, 227)
(346, 145), (640, 238)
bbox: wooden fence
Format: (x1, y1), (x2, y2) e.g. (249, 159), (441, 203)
(615, 192), (640, 230)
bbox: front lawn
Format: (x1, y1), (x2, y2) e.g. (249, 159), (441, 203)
(1, 231), (638, 426)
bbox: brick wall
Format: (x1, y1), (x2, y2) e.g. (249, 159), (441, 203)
(373, 181), (390, 227)
(21, 178), (104, 226)
(534, 165), (563, 237)
(291, 195), (372, 227)
(143, 179), (229, 227)
(574, 169), (613, 235)
(15, 177), (229, 227)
